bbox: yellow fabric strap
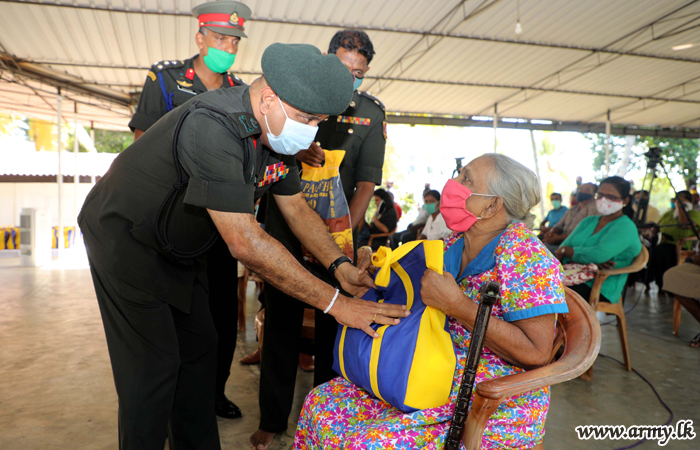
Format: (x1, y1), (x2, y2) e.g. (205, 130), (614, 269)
(391, 262), (414, 310)
(369, 325), (389, 402)
(338, 326), (349, 380)
(300, 149), (346, 181)
(372, 240), (444, 288)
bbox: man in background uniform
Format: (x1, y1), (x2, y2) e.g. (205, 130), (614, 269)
(250, 29), (387, 450)
(128, 0), (252, 420)
(129, 0), (249, 139)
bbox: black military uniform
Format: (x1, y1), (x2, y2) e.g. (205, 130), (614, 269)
(127, 0), (251, 419)
(80, 86), (301, 449)
(128, 57), (246, 133)
(259, 89), (386, 434)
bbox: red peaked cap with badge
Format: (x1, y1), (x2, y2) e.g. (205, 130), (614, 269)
(192, 0), (252, 39)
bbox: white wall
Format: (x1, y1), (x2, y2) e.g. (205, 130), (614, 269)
(0, 182), (94, 227)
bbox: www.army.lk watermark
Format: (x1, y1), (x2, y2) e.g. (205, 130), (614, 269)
(575, 420), (695, 446)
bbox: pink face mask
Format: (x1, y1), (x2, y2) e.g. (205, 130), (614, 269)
(440, 179), (495, 232)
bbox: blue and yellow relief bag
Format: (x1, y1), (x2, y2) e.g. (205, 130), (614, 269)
(333, 240), (457, 413)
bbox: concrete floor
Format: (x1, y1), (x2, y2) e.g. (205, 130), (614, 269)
(1, 249), (698, 450)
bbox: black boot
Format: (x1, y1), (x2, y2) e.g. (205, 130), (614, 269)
(215, 395), (242, 419)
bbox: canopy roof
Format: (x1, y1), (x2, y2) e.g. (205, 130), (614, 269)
(2, 0), (700, 135)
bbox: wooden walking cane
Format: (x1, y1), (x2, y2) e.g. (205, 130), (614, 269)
(445, 281), (500, 450)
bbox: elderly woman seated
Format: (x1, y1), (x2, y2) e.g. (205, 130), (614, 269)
(556, 176), (642, 303)
(293, 154), (568, 450)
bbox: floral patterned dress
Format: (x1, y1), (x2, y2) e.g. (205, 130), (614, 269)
(294, 222), (568, 450)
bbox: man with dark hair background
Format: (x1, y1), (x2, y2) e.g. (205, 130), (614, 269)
(250, 29), (387, 450)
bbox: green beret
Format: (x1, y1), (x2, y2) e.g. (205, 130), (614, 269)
(192, 1), (252, 38)
(261, 43), (354, 116)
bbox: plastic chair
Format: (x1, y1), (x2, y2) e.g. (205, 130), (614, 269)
(584, 246), (648, 378)
(673, 237), (698, 336)
(461, 288), (601, 450)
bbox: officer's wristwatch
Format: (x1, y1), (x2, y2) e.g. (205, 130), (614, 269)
(328, 256), (352, 278)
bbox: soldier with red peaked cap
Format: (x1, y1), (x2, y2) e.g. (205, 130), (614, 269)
(127, 0), (254, 422)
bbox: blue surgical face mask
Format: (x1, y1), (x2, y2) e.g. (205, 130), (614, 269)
(353, 76), (363, 91)
(264, 96), (318, 156)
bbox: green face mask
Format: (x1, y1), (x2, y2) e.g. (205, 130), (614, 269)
(423, 202), (437, 214)
(551, 200), (562, 209)
(203, 47), (236, 73)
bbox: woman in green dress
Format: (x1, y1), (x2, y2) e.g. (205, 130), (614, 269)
(556, 176), (641, 303)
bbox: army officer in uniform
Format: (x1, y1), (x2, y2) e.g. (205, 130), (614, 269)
(129, 0), (250, 139)
(128, 0), (253, 420)
(252, 29), (387, 450)
(79, 43), (408, 450)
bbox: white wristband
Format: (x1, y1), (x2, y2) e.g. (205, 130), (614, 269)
(324, 289), (340, 314)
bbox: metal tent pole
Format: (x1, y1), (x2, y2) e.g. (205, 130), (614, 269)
(90, 121), (96, 186)
(605, 110), (611, 176)
(56, 89), (63, 258)
(493, 103), (498, 152)
(530, 129), (546, 222)
(73, 103), (79, 228)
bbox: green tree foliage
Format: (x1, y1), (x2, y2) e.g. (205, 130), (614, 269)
(638, 137), (699, 190)
(585, 134), (699, 189)
(584, 133), (641, 180)
(93, 129), (134, 153)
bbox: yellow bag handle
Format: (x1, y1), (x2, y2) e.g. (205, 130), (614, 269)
(372, 240), (444, 288)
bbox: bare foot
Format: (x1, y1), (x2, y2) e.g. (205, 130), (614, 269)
(249, 429), (276, 450)
(239, 348), (261, 365)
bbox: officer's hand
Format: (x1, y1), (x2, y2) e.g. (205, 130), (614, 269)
(330, 295), (409, 338)
(334, 261), (376, 298)
(296, 142), (325, 167)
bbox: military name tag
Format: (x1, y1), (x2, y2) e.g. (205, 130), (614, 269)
(257, 162), (289, 188)
(177, 85), (197, 95)
(337, 116), (370, 126)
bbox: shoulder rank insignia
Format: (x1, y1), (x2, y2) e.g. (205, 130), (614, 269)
(147, 71), (156, 82)
(227, 72), (247, 86)
(151, 60), (184, 73)
(234, 112), (261, 138)
(357, 90), (385, 111)
(337, 116), (370, 126)
(257, 162), (289, 188)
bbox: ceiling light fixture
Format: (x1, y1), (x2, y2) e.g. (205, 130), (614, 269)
(515, 0), (523, 35)
(672, 43), (695, 51)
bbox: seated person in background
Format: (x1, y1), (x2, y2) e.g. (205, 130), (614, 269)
(388, 191), (403, 220)
(664, 251), (700, 347)
(542, 182), (598, 253)
(632, 190), (660, 223)
(358, 188), (398, 251)
(417, 189), (451, 241)
(390, 192), (430, 249)
(540, 192), (568, 234)
(556, 176), (642, 303)
(648, 190), (700, 291)
(295, 153), (568, 450)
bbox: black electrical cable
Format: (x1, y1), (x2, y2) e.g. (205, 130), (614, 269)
(597, 354), (675, 450)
